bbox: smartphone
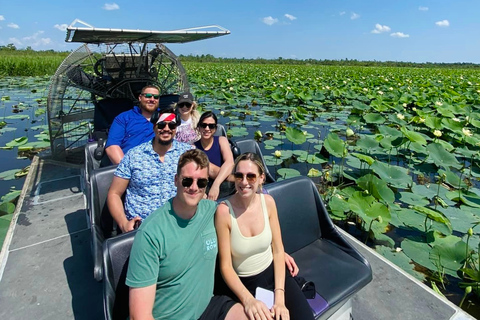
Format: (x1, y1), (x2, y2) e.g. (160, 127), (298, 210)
(134, 220), (142, 229)
(255, 287), (274, 309)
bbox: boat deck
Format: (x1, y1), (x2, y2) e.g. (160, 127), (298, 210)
(0, 156), (474, 319)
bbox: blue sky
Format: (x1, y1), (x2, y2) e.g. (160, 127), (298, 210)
(0, 0), (479, 63)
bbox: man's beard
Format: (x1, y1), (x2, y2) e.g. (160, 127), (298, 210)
(158, 136), (173, 145)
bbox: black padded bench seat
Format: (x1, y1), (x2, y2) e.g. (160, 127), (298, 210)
(264, 176), (372, 319)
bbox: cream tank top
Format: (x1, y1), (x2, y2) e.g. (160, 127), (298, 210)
(225, 193), (273, 277)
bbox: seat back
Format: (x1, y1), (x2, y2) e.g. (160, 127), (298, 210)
(214, 123), (227, 137)
(264, 176), (322, 253)
(90, 166), (118, 234)
(234, 139), (275, 183)
(94, 98), (135, 132)
(103, 231), (136, 320)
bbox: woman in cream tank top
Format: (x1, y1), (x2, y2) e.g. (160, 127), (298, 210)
(215, 153), (314, 320)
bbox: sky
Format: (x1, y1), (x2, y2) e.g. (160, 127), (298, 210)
(0, 0), (479, 63)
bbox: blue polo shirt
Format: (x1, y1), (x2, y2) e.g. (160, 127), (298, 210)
(114, 140), (194, 220)
(105, 106), (155, 155)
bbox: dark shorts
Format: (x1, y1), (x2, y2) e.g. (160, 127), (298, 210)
(198, 295), (237, 320)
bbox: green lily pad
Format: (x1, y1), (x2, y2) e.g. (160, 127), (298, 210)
(356, 174), (395, 204)
(371, 161), (413, 189)
(402, 237), (437, 271)
(426, 143), (461, 169)
(430, 238), (468, 278)
(285, 127), (307, 145)
(324, 132), (347, 158)
(5, 136), (28, 147)
(376, 245), (426, 281)
(276, 168), (301, 180)
(0, 202), (15, 216)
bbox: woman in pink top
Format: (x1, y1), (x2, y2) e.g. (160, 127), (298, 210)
(215, 153), (314, 320)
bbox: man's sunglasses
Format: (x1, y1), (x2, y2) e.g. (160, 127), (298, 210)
(199, 123), (216, 130)
(178, 103), (192, 109)
(233, 172), (257, 183)
(157, 121), (177, 130)
(142, 93), (160, 99)
(182, 177), (209, 189)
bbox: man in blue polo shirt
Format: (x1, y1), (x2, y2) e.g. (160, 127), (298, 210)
(105, 85), (160, 165)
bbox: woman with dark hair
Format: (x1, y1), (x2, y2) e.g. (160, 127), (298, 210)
(215, 153), (314, 320)
(194, 111), (234, 200)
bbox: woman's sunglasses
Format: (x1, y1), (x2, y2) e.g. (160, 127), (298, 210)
(199, 123), (216, 130)
(182, 177), (209, 189)
(233, 172), (257, 183)
(178, 103), (192, 109)
(157, 121), (177, 130)
(142, 93), (160, 99)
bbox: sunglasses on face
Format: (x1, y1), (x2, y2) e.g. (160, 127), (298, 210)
(178, 103), (192, 109)
(199, 123), (216, 130)
(233, 172), (258, 183)
(142, 93), (160, 99)
(181, 177), (209, 189)
(157, 121), (177, 130)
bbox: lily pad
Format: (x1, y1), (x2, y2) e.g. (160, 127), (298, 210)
(276, 168), (301, 180)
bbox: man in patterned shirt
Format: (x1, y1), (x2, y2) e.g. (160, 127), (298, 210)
(107, 107), (194, 233)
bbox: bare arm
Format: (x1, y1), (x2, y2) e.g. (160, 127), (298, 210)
(208, 136), (234, 200)
(215, 204), (273, 320)
(107, 176), (140, 233)
(105, 145), (125, 165)
(266, 195), (289, 319)
(129, 284), (156, 320)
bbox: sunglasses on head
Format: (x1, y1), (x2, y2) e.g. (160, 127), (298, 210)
(142, 93), (160, 99)
(157, 121), (177, 130)
(178, 103), (192, 109)
(181, 177), (209, 189)
(233, 172), (258, 183)
(199, 123), (216, 130)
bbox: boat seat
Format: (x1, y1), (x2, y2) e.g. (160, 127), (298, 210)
(103, 230), (136, 320)
(214, 123), (227, 137)
(233, 138), (275, 183)
(90, 165), (121, 281)
(264, 176), (372, 319)
(101, 176), (371, 319)
(94, 97), (135, 133)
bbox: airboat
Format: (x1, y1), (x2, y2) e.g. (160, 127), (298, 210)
(46, 18), (230, 162)
(0, 19), (474, 320)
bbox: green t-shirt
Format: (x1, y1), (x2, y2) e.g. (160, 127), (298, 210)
(126, 198), (218, 320)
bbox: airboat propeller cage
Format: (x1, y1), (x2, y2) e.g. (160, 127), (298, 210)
(47, 19), (230, 161)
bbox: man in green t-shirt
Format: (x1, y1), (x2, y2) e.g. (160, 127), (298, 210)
(126, 149), (247, 320)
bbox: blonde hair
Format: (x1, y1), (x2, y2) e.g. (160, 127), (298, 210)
(175, 101), (200, 127)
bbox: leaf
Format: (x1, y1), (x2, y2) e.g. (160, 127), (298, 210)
(356, 174), (395, 204)
(371, 161), (413, 189)
(0, 202), (15, 216)
(426, 143), (461, 169)
(351, 152), (375, 166)
(5, 136), (28, 147)
(324, 132), (347, 158)
(402, 237), (437, 271)
(307, 168), (322, 177)
(276, 168), (301, 180)
(430, 239), (468, 278)
(400, 126), (427, 146)
(0, 169), (21, 181)
(412, 205), (452, 233)
(363, 113), (385, 124)
(376, 245), (425, 281)
(285, 127), (306, 145)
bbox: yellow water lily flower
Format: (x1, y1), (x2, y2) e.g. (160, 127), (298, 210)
(462, 128), (473, 137)
(433, 130), (442, 137)
(274, 150), (282, 158)
(397, 113), (405, 120)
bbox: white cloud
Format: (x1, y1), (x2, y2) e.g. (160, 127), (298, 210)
(419, 6), (428, 11)
(435, 20), (450, 27)
(284, 14), (296, 21)
(351, 12), (360, 20)
(390, 32), (410, 38)
(103, 3), (120, 10)
(0, 15), (5, 21)
(54, 24), (68, 31)
(371, 24), (391, 34)
(7, 23), (19, 29)
(262, 16), (278, 26)
(339, 11), (346, 16)
(20, 31), (52, 47)
(9, 37), (22, 46)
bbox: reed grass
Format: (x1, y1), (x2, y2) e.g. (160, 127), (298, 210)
(0, 51), (69, 76)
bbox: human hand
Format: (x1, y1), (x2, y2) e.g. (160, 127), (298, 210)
(243, 297), (273, 320)
(207, 184), (220, 201)
(121, 216), (141, 233)
(284, 253), (299, 277)
(271, 304), (289, 320)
